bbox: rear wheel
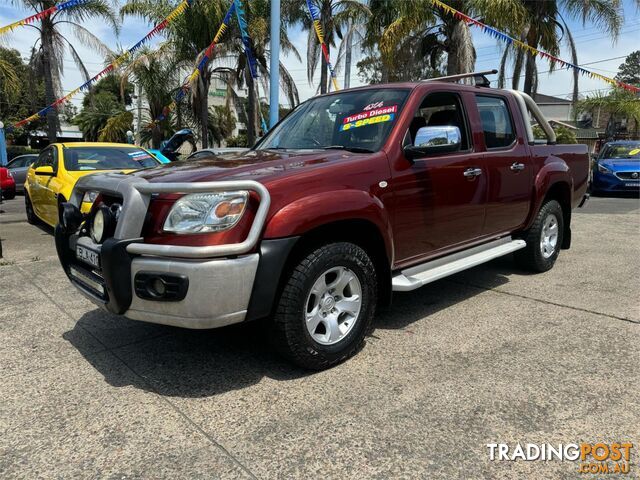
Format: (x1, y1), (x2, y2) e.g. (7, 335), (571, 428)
(271, 242), (377, 370)
(515, 199), (564, 272)
(25, 192), (37, 225)
(2, 190), (15, 200)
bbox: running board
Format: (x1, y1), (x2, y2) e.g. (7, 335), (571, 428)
(392, 237), (526, 292)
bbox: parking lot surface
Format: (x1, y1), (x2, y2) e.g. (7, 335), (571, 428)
(1, 195), (639, 479)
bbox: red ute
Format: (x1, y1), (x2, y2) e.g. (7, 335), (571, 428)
(56, 73), (590, 370)
(0, 167), (16, 200)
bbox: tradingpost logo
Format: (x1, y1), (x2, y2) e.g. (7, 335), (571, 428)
(487, 442), (634, 474)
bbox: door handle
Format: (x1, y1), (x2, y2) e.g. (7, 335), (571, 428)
(463, 167), (483, 178)
(510, 162), (525, 172)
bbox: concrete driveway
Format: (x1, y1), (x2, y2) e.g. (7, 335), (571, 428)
(1, 195), (638, 479)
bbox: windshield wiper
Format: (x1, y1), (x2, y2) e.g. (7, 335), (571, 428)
(323, 145), (375, 153)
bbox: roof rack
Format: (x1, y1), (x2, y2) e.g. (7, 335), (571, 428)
(423, 69), (497, 87)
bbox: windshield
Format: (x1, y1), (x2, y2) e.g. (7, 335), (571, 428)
(64, 147), (161, 172)
(258, 88), (410, 152)
(599, 144), (640, 160)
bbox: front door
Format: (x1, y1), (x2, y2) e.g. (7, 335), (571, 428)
(34, 147), (59, 224)
(391, 90), (487, 266)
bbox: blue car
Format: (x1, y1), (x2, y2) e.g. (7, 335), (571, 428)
(148, 149), (172, 164)
(592, 141), (640, 194)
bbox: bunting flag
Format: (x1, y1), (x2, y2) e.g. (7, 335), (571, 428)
(10, 0), (194, 130)
(234, 0), (268, 134)
(305, 0), (340, 91)
(151, 0), (236, 125)
(431, 0), (640, 94)
(0, 0), (87, 37)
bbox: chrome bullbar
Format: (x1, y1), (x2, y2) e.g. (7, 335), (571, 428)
(70, 173), (271, 259)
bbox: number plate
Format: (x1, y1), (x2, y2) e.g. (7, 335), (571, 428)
(624, 182), (640, 187)
(76, 245), (100, 268)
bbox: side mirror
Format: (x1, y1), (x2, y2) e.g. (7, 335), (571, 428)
(34, 165), (55, 177)
(404, 126), (462, 160)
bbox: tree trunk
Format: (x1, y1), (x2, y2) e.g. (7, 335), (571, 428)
(344, 28), (352, 89)
(320, 53), (328, 94)
(199, 77), (209, 149)
(446, 20), (475, 76)
(246, 71), (258, 146)
(151, 125), (162, 149)
(41, 18), (58, 143)
(523, 27), (538, 95)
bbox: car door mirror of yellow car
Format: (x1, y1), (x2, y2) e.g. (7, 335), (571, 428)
(34, 166), (55, 177)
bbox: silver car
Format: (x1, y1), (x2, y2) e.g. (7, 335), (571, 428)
(6, 154), (38, 194)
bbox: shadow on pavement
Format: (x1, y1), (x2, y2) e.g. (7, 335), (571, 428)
(64, 256), (522, 397)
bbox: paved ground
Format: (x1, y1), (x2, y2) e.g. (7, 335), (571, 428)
(1, 194), (639, 479)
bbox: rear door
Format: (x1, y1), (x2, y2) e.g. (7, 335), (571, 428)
(474, 94), (533, 235)
(391, 90), (487, 265)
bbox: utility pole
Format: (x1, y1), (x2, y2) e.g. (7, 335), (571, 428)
(269, 0), (280, 129)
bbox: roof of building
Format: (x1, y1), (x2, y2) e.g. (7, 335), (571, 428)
(532, 93), (572, 105)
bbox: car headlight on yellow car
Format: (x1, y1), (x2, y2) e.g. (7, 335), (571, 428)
(163, 191), (248, 234)
(83, 191), (99, 203)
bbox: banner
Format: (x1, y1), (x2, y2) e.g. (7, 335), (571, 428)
(305, 0), (340, 91)
(234, 0), (268, 133)
(431, 0), (640, 94)
(10, 0), (194, 130)
(0, 0), (87, 37)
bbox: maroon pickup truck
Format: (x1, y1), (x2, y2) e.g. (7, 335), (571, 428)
(56, 75), (589, 370)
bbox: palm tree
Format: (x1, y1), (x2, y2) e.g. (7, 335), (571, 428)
(122, 0), (232, 148)
(498, 0), (622, 102)
(10, 0), (119, 142)
(286, 0), (369, 94)
(214, 0), (300, 144)
(120, 47), (181, 148)
(576, 88), (640, 140)
(377, 0), (525, 78)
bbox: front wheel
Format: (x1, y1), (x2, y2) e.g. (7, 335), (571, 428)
(271, 242), (377, 370)
(25, 192), (37, 225)
(515, 199), (564, 272)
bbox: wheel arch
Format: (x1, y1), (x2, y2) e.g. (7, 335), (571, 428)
(540, 181), (572, 249)
(246, 217), (393, 322)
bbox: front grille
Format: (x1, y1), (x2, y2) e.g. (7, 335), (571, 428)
(615, 171), (640, 180)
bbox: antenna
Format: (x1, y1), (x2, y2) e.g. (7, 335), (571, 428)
(423, 69), (498, 87)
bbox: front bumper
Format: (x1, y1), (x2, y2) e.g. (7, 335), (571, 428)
(56, 174), (272, 329)
(56, 227), (259, 329)
(592, 172), (640, 192)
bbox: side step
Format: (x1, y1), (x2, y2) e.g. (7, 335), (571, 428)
(392, 237), (526, 292)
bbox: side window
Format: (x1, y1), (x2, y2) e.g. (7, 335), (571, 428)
(408, 92), (470, 151)
(476, 95), (516, 149)
(34, 149), (52, 169)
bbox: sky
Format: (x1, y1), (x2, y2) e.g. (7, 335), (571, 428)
(0, 0), (639, 120)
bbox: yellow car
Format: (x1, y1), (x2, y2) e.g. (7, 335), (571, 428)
(25, 142), (164, 227)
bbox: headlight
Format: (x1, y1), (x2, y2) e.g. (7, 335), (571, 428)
(597, 163), (612, 174)
(83, 191), (99, 203)
(90, 205), (116, 243)
(91, 209), (105, 243)
(163, 191), (248, 234)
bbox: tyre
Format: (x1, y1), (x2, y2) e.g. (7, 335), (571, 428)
(271, 242), (377, 370)
(515, 199), (564, 272)
(25, 192), (37, 225)
(3, 190), (15, 200)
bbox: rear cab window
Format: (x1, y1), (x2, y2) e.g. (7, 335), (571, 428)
(476, 95), (516, 149)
